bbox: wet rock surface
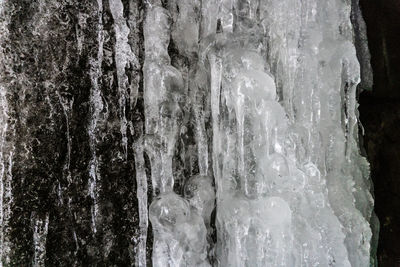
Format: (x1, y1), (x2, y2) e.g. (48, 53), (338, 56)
(359, 0), (400, 265)
(359, 95), (400, 267)
(0, 0), (146, 265)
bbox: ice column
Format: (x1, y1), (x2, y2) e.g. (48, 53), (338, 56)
(143, 2), (183, 194)
(144, 2), (210, 266)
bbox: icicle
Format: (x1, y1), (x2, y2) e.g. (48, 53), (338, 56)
(32, 212), (50, 267)
(87, 0), (105, 234)
(0, 6), (12, 264)
(191, 65), (210, 176)
(0, 131), (12, 267)
(134, 137), (148, 267)
(109, 0), (138, 158)
(207, 53), (223, 197)
(143, 4), (183, 194)
(56, 90), (73, 205)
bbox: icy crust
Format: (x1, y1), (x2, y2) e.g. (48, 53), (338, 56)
(143, 0), (375, 266)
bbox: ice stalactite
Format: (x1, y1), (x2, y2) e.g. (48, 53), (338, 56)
(32, 212), (49, 267)
(134, 138), (148, 267)
(88, 0), (104, 235)
(109, 0), (138, 158)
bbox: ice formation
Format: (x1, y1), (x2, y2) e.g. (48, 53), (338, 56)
(144, 0), (375, 266)
(0, 0), (376, 266)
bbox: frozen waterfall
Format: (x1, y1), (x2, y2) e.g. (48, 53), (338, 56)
(144, 0), (376, 266)
(0, 0), (377, 266)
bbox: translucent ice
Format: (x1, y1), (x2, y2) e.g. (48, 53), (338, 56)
(184, 175), (215, 227)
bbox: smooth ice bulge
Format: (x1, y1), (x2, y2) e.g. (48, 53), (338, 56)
(149, 192), (209, 267)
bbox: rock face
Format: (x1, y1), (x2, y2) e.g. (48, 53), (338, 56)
(0, 1), (144, 265)
(360, 0), (400, 267)
(359, 96), (400, 267)
(0, 0), (376, 266)
(359, 0), (400, 265)
(359, 0), (400, 98)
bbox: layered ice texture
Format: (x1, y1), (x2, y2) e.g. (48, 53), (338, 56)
(144, 0), (376, 266)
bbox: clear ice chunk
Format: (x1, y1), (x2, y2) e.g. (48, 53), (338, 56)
(150, 192), (209, 267)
